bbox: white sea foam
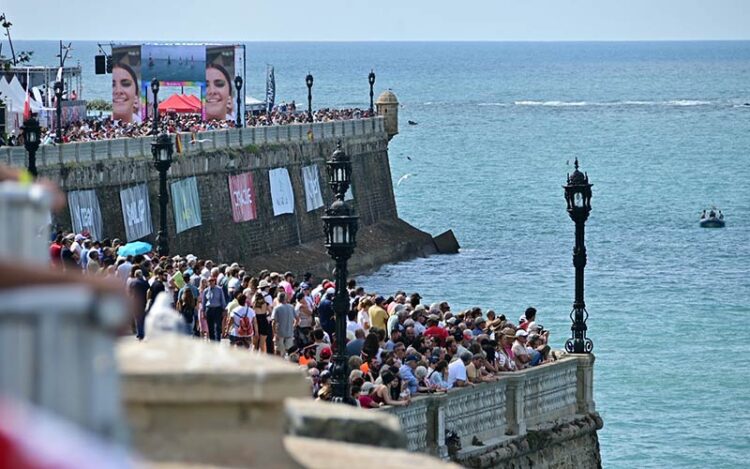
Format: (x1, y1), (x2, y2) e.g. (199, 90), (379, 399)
(664, 100), (712, 106)
(514, 100), (588, 107)
(513, 99), (716, 108)
(477, 102), (508, 106)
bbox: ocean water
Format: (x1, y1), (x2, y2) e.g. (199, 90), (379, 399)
(14, 40), (750, 468)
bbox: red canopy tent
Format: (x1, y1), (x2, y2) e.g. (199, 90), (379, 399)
(158, 94), (202, 115)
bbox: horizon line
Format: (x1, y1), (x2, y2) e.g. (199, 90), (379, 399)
(10, 38), (750, 43)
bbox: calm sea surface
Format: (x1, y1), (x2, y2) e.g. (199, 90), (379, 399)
(15, 40), (750, 468)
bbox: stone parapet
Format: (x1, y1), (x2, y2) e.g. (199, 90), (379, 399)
(379, 355), (597, 459)
(1, 118), (386, 168)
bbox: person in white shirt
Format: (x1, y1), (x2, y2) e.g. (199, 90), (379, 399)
(228, 294), (257, 349)
(447, 352), (473, 388)
(357, 298), (372, 331)
(512, 330), (531, 370)
(116, 256), (133, 282)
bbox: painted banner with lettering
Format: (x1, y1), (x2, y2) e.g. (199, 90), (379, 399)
(119, 184), (153, 241)
(302, 165), (324, 212)
(170, 177), (202, 233)
(68, 190), (103, 241)
(227, 172), (257, 222)
(269, 168), (295, 216)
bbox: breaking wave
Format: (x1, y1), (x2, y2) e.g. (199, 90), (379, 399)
(511, 99), (715, 107)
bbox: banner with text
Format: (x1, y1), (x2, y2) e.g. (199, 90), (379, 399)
(302, 165), (324, 212)
(170, 177), (202, 233)
(228, 172), (257, 222)
(269, 168), (295, 216)
(119, 184), (153, 241)
(68, 190), (103, 241)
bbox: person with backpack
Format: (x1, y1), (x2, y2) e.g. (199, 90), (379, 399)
(228, 294), (257, 349)
(176, 273), (199, 336)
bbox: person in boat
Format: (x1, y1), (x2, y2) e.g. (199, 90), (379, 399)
(719, 210), (724, 220)
(709, 210), (716, 218)
(701, 210), (706, 219)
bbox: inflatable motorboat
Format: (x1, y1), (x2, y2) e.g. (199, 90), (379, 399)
(700, 208), (725, 228)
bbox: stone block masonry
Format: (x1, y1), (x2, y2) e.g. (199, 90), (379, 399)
(36, 123), (436, 275)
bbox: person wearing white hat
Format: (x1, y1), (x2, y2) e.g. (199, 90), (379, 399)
(512, 329), (531, 370)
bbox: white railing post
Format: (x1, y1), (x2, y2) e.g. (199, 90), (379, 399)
(505, 374), (527, 436)
(576, 354), (596, 414)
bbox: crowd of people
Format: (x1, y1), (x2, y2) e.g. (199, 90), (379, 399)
(49, 229), (557, 407)
(1, 107), (374, 146)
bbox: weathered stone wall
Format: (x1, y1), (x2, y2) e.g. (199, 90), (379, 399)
(464, 413), (603, 469)
(34, 125), (435, 274)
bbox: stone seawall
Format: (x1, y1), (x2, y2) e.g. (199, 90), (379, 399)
(379, 355), (602, 469)
(34, 123), (436, 275)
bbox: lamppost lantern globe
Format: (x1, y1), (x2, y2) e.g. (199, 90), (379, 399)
(368, 70), (376, 86)
(53, 80), (63, 97)
(22, 117), (41, 178)
(326, 142), (352, 198)
(306, 73), (314, 89)
(151, 133), (174, 166)
(151, 78), (159, 96)
(23, 119), (40, 145)
(234, 75), (243, 92)
(563, 158), (593, 217)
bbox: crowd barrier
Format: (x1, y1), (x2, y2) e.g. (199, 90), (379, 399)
(1, 117), (386, 168)
(380, 354), (595, 457)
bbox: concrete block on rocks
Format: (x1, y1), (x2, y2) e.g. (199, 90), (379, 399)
(118, 336), (307, 468)
(285, 398), (406, 449)
(284, 436), (460, 469)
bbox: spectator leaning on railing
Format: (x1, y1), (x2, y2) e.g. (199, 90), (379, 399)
(1, 108), (375, 147)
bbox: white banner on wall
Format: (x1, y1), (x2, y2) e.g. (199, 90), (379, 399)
(302, 165), (324, 212)
(119, 184), (153, 241)
(269, 168), (295, 216)
(170, 177), (202, 234)
(68, 190), (103, 241)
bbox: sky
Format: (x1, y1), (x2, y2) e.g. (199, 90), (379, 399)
(3, 0), (750, 41)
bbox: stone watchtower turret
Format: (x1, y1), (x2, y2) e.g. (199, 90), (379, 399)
(375, 89), (399, 141)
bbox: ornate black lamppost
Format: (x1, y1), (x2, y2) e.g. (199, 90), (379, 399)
(305, 73), (314, 122)
(368, 70), (376, 113)
(151, 78), (160, 135)
(322, 142), (359, 403)
(151, 132), (174, 257)
(53, 80), (64, 143)
(22, 116), (41, 178)
(234, 75), (243, 128)
(563, 158), (593, 354)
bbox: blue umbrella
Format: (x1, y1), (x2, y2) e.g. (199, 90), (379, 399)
(118, 241), (153, 257)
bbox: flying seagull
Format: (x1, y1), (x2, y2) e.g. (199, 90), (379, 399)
(397, 173), (415, 186)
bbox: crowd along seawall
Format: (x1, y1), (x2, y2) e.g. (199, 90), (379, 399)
(4, 117), (438, 275)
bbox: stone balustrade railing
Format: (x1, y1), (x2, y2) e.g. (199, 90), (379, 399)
(1, 117), (386, 169)
(0, 181), (127, 443)
(380, 355), (595, 458)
